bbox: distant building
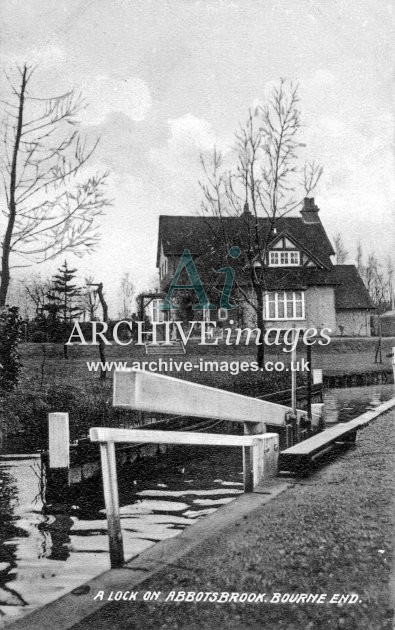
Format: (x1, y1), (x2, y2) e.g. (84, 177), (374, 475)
(154, 198), (374, 336)
(379, 310), (395, 337)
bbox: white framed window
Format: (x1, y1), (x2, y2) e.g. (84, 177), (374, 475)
(264, 291), (305, 320)
(268, 250), (300, 267)
(152, 298), (165, 322)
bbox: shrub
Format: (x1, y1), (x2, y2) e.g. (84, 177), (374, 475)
(30, 331), (47, 343)
(0, 306), (23, 393)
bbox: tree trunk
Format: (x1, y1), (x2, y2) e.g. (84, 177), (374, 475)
(96, 283), (108, 380)
(255, 289), (265, 368)
(0, 67), (27, 307)
(63, 293), (68, 359)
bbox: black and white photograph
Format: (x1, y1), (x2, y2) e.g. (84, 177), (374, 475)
(0, 1), (394, 629)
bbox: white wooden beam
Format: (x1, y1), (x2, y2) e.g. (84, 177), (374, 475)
(90, 427), (259, 447)
(113, 369), (302, 427)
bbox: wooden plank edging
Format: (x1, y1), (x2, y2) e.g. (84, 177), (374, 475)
(281, 396), (395, 456)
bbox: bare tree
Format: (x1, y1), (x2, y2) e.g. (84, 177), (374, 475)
(118, 272), (135, 319)
(0, 64), (111, 306)
(387, 256), (394, 310)
(199, 79), (322, 365)
(333, 232), (348, 264)
(80, 275), (100, 321)
(356, 240), (363, 275)
(87, 281), (108, 379)
(364, 253), (390, 314)
(23, 274), (51, 318)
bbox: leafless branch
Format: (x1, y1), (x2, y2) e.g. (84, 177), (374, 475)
(0, 64), (111, 305)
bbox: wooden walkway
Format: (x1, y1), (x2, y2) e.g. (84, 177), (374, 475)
(280, 397), (395, 474)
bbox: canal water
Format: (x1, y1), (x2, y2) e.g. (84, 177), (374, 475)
(0, 445), (244, 624)
(323, 382), (395, 424)
(0, 383), (394, 624)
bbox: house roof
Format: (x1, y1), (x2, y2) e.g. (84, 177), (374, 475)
(156, 215), (373, 311)
(157, 215), (335, 269)
(251, 266), (373, 310)
(331, 265), (374, 310)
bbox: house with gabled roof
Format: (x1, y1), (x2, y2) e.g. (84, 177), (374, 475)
(154, 198), (374, 336)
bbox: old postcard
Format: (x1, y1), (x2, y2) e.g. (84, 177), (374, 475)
(0, 1), (393, 629)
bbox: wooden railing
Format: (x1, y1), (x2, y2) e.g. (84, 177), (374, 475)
(90, 368), (302, 567)
(90, 426), (279, 567)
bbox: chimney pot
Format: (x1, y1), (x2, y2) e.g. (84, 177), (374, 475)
(301, 197), (320, 223)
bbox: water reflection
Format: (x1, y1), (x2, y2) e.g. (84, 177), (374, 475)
(323, 383), (395, 424)
(0, 447), (243, 623)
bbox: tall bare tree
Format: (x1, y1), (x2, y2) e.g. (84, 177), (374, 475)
(80, 275), (100, 321)
(199, 79), (322, 365)
(387, 256), (394, 310)
(118, 272), (135, 319)
(356, 240), (363, 275)
(87, 281), (108, 379)
(364, 253), (391, 314)
(23, 274), (51, 318)
(0, 64), (111, 306)
(333, 232), (348, 264)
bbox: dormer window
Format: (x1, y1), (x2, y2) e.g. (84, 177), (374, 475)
(269, 250), (300, 267)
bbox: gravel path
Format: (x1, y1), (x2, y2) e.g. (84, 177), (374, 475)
(72, 411), (395, 630)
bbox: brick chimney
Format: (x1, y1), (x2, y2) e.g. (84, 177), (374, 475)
(301, 197), (320, 224)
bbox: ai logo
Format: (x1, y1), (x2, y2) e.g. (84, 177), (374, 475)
(160, 246), (241, 312)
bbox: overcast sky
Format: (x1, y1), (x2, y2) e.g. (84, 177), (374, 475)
(1, 0), (393, 316)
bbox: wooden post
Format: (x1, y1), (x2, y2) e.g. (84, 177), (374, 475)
(252, 434), (279, 485)
(242, 445), (253, 493)
(244, 421), (265, 435)
(311, 403), (325, 431)
(312, 369), (323, 386)
(99, 441), (124, 568)
(291, 333), (297, 415)
(47, 413), (70, 505)
(48, 413), (70, 469)
(392, 347), (395, 384)
(306, 344), (312, 420)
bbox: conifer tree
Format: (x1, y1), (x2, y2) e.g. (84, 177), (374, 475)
(46, 261), (82, 323)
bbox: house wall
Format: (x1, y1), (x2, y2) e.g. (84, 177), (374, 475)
(305, 286), (336, 331)
(335, 309), (371, 336)
(158, 250), (179, 291)
(241, 286), (336, 333)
